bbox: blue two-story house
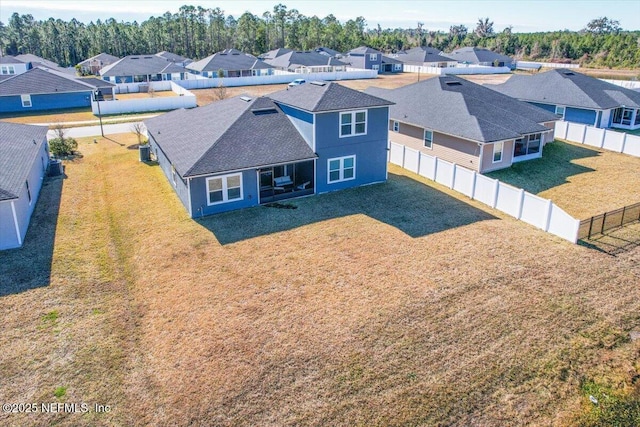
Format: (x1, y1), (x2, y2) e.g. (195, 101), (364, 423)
(345, 46), (384, 72)
(144, 81), (393, 217)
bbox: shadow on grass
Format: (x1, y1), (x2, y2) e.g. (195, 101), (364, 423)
(198, 173), (498, 245)
(486, 140), (600, 194)
(0, 175), (64, 296)
(578, 221), (640, 256)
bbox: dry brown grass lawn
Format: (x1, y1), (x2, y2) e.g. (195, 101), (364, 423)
(487, 139), (640, 219)
(1, 134), (639, 426)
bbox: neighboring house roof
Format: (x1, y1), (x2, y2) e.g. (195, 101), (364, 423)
(314, 47), (342, 58)
(444, 47), (513, 64)
(347, 46), (383, 55)
(490, 68), (640, 110)
(0, 122), (48, 201)
(365, 75), (558, 144)
(262, 51), (348, 70)
(395, 47), (454, 64)
(77, 53), (120, 67)
(0, 67), (98, 96)
(268, 80), (393, 112)
(15, 53), (59, 69)
(0, 55), (24, 64)
(144, 96), (317, 177)
(0, 75), (13, 82)
(186, 49), (273, 72)
(258, 48), (293, 60)
(381, 55), (402, 65)
(99, 55), (186, 77)
(156, 51), (192, 64)
(77, 77), (116, 89)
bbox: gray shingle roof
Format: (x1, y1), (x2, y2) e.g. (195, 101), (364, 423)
(490, 68), (640, 110)
(156, 51), (191, 63)
(258, 48), (293, 60)
(77, 52), (120, 67)
(262, 51), (348, 70)
(0, 55), (24, 64)
(76, 77), (116, 89)
(314, 47), (342, 58)
(395, 47), (454, 64)
(0, 122), (48, 201)
(381, 55), (402, 65)
(0, 67), (95, 96)
(444, 47), (513, 64)
(365, 75), (558, 144)
(268, 81), (393, 112)
(187, 50), (273, 72)
(347, 46), (382, 55)
(99, 55), (186, 77)
(144, 96), (317, 177)
(14, 54), (59, 69)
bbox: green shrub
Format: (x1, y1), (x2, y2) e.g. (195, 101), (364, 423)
(49, 137), (78, 157)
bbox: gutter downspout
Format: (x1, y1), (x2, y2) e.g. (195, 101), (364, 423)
(10, 201), (22, 246)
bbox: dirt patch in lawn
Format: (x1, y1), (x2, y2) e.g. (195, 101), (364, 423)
(1, 135), (639, 426)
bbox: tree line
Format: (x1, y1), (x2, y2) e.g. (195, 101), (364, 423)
(1, 4), (638, 69)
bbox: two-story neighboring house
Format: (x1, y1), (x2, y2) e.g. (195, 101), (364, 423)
(366, 76), (559, 173)
(344, 46), (383, 72)
(144, 81), (393, 217)
(0, 56), (29, 78)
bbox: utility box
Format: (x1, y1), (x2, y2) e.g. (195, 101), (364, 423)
(139, 145), (150, 162)
(49, 159), (63, 176)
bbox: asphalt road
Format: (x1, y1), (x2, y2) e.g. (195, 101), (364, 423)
(46, 122), (143, 139)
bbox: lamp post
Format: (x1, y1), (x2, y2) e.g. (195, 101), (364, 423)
(94, 89), (104, 137)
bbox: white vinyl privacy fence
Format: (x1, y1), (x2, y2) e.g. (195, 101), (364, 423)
(93, 81), (197, 115)
(554, 121), (640, 157)
(175, 69), (377, 90)
(389, 142), (580, 243)
(402, 64), (511, 75)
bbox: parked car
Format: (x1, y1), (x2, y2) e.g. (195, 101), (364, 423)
(288, 79), (306, 87)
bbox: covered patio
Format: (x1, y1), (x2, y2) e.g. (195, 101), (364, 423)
(258, 160), (315, 204)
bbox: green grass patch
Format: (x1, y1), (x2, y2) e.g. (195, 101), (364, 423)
(578, 380), (640, 427)
(53, 386), (67, 398)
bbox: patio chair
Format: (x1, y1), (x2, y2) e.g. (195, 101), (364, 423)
(296, 181), (311, 190)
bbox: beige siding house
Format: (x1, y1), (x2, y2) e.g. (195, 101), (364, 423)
(367, 76), (558, 174)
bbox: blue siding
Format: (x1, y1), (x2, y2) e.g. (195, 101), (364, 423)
(0, 139), (48, 250)
(314, 107), (388, 194)
(149, 135), (191, 214)
(0, 92), (92, 113)
(528, 102), (556, 113)
(278, 104), (314, 147)
(565, 107), (596, 126)
(188, 170), (259, 217)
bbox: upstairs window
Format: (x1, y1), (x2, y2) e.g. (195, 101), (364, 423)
(392, 121), (399, 132)
(340, 111), (367, 137)
(369, 54), (378, 61)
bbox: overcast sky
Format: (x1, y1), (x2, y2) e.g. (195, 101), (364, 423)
(1, 0), (639, 33)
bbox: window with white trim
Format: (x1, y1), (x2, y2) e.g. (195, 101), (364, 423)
(392, 121), (399, 132)
(171, 165), (177, 186)
(394, 64), (402, 71)
(372, 64), (379, 71)
(340, 110), (367, 137)
(555, 106), (565, 118)
(369, 53), (378, 61)
(328, 156), (356, 183)
(493, 142), (503, 163)
(21, 94), (32, 108)
(207, 173), (243, 205)
(424, 130), (433, 149)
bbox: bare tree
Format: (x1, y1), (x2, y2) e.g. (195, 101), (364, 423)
(475, 17), (494, 38)
(148, 84), (156, 98)
(52, 122), (66, 140)
(214, 81), (228, 100)
(131, 123), (146, 144)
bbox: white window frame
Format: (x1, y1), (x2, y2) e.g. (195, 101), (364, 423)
(8, 65), (15, 74)
(21, 94), (32, 108)
(493, 142), (504, 163)
(555, 105), (565, 119)
(339, 110), (367, 138)
(1, 66), (7, 74)
(369, 53), (378, 61)
(424, 129), (433, 149)
(327, 156), (356, 184)
(206, 173), (243, 206)
(394, 64), (402, 71)
(392, 121), (399, 132)
(371, 64), (379, 71)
